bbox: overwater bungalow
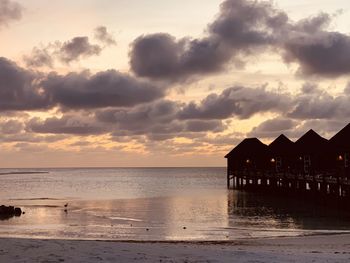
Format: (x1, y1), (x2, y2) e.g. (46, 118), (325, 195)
(329, 123), (350, 177)
(268, 134), (295, 174)
(226, 123), (350, 199)
(225, 138), (268, 172)
(294, 129), (331, 176)
(225, 138), (268, 188)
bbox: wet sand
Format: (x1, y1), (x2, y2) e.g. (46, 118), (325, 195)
(1, 234), (350, 262)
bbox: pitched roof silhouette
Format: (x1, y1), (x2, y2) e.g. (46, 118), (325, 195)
(329, 123), (350, 150)
(295, 129), (328, 154)
(268, 134), (295, 155)
(225, 138), (267, 158)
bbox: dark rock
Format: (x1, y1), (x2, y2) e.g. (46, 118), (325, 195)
(0, 205), (23, 220)
(14, 208), (22, 216)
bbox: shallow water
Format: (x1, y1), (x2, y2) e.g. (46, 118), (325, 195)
(0, 167), (350, 241)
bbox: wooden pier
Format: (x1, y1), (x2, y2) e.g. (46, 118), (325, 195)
(227, 170), (350, 199)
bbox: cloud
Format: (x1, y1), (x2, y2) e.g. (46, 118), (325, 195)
(44, 70), (164, 109)
(130, 0), (286, 82)
(249, 117), (348, 140)
(0, 0), (22, 28)
(287, 83), (350, 119)
(185, 120), (224, 132)
(283, 31), (350, 77)
(83, 100), (224, 138)
(0, 58), (164, 111)
(178, 86), (291, 120)
(280, 12), (350, 77)
(23, 47), (54, 68)
(0, 119), (23, 134)
(0, 57), (49, 111)
(57, 36), (102, 63)
(24, 37), (102, 67)
(130, 33), (230, 81)
(24, 27), (115, 68)
(248, 117), (298, 138)
(94, 26), (116, 46)
(25, 100), (225, 139)
(96, 100), (183, 137)
(0, 133), (65, 143)
(27, 115), (108, 135)
(130, 0), (350, 80)
(208, 0), (285, 47)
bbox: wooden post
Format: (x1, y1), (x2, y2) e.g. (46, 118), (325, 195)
(227, 165), (230, 189)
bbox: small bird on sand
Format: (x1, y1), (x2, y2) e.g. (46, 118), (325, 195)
(64, 203), (68, 208)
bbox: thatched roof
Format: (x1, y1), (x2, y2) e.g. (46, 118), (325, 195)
(329, 123), (350, 151)
(225, 138), (267, 158)
(295, 129), (328, 154)
(268, 134), (295, 155)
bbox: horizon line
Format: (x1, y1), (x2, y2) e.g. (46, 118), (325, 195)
(0, 166), (226, 170)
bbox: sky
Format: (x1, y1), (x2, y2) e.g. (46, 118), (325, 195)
(1, 0), (350, 168)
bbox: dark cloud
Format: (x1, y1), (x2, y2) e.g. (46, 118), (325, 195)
(130, 0), (286, 81)
(178, 86), (291, 120)
(27, 115), (107, 135)
(248, 117), (298, 138)
(130, 33), (230, 81)
(97, 100), (178, 124)
(1, 58), (165, 111)
(94, 26), (116, 46)
(283, 31), (350, 77)
(0, 0), (22, 28)
(25, 100), (224, 140)
(130, 0), (350, 80)
(0, 118), (66, 143)
(185, 120), (224, 133)
(208, 0), (285, 47)
(287, 84), (350, 120)
(44, 70), (164, 109)
(57, 37), (102, 63)
(278, 12), (350, 77)
(0, 57), (49, 111)
(24, 27), (115, 67)
(23, 47), (54, 68)
(96, 100), (182, 136)
(292, 13), (331, 33)
(96, 100), (225, 138)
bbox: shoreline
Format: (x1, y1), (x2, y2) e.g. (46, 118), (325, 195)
(1, 233), (350, 262)
(3, 229), (348, 244)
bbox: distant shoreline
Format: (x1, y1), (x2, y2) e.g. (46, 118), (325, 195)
(0, 171), (49, 176)
(0, 166), (225, 170)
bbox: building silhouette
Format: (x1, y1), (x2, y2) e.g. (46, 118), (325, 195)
(225, 123), (350, 198)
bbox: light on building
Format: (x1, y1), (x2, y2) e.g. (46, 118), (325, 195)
(271, 158), (276, 163)
(246, 159), (251, 164)
(338, 155), (344, 161)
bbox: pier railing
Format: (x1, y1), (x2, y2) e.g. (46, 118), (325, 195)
(227, 168), (350, 198)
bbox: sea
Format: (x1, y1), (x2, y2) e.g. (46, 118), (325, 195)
(0, 167), (350, 241)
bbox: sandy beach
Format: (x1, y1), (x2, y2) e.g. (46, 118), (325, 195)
(1, 234), (350, 262)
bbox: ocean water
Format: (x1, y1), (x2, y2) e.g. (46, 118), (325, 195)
(0, 167), (350, 241)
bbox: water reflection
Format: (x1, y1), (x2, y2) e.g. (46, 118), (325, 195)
(1, 191), (350, 241)
(227, 190), (350, 231)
